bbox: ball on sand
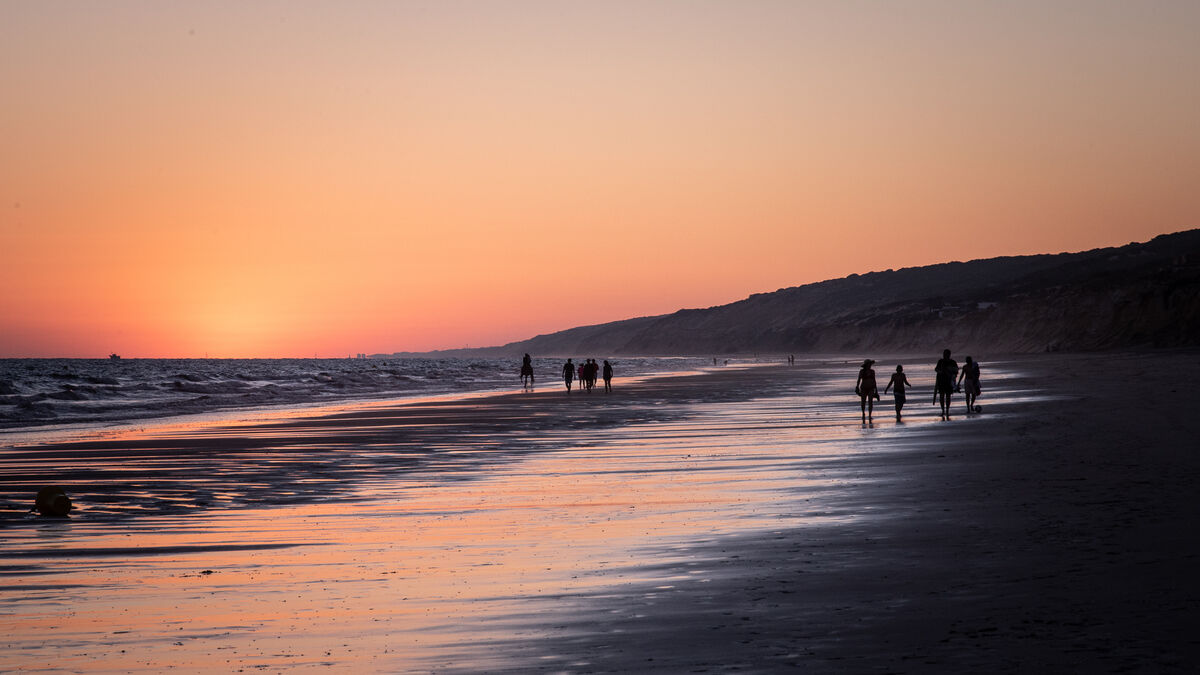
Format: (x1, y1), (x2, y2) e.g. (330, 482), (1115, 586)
(974, 405), (982, 413)
(35, 486), (72, 517)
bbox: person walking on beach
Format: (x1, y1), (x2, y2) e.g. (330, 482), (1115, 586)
(602, 360), (613, 393)
(855, 359), (879, 422)
(578, 361), (587, 391)
(883, 364), (913, 422)
(520, 353), (534, 390)
(585, 359), (597, 391)
(957, 355), (981, 412)
(562, 358), (575, 393)
(934, 349), (959, 417)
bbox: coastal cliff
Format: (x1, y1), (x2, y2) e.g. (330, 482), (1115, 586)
(392, 230), (1200, 357)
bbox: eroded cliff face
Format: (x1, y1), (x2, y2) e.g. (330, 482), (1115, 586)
(405, 230), (1200, 357)
(781, 269), (1200, 354)
(577, 232), (1200, 356)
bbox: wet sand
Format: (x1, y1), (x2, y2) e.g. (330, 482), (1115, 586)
(2, 353), (1198, 672)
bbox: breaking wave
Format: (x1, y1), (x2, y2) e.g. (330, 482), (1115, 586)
(0, 356), (711, 430)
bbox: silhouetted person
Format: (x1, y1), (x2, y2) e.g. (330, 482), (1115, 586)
(520, 353), (534, 390)
(602, 360), (613, 392)
(934, 349), (958, 417)
(578, 361), (586, 392)
(855, 359), (879, 422)
(562, 358), (575, 393)
(585, 359), (597, 391)
(883, 364), (913, 422)
(957, 355), (981, 412)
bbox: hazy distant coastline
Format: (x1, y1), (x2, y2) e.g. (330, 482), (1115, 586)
(385, 229), (1200, 359)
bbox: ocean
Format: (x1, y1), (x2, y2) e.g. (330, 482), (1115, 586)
(0, 356), (715, 431)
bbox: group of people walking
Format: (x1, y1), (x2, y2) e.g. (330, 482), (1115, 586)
(519, 354), (614, 393)
(562, 358), (613, 393)
(525, 350), (983, 417)
(855, 349), (982, 422)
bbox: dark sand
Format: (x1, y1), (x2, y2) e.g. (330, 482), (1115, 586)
(2, 352), (1198, 672)
(467, 352), (1200, 673)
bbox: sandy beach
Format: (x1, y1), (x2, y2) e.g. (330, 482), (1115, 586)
(2, 352), (1198, 673)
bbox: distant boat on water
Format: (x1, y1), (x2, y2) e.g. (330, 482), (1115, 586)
(109, 353), (121, 360)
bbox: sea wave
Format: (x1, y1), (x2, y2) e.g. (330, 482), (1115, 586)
(0, 356), (712, 431)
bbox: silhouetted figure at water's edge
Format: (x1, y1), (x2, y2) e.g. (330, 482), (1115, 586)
(935, 349), (959, 418)
(958, 355), (982, 412)
(883, 364), (913, 422)
(602, 360), (613, 393)
(562, 359), (575, 393)
(583, 359), (598, 392)
(855, 359), (879, 422)
(520, 353), (534, 390)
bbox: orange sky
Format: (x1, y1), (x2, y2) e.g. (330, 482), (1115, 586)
(2, 2), (1198, 357)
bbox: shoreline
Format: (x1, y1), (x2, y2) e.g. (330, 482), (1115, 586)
(2, 351), (1197, 671)
(0, 360), (727, 446)
(455, 350), (1200, 672)
(0, 361), (824, 523)
(1, 346), (1162, 442)
(0, 355), (719, 436)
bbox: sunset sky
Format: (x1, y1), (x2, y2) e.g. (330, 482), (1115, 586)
(3, 1), (1198, 358)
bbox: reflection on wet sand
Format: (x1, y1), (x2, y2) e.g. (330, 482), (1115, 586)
(0, 361), (1030, 672)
